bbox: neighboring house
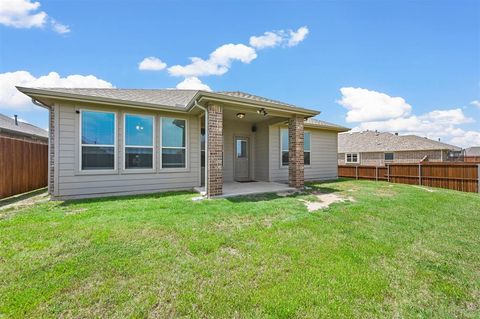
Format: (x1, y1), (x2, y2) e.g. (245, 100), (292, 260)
(0, 113), (48, 143)
(464, 146), (480, 162)
(17, 87), (348, 199)
(338, 131), (461, 166)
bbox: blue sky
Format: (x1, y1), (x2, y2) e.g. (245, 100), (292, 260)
(1, 0), (479, 146)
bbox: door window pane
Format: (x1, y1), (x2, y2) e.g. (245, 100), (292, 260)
(125, 115), (153, 146)
(82, 111), (115, 145)
(236, 140), (247, 158)
(82, 146), (114, 170)
(125, 147), (153, 169)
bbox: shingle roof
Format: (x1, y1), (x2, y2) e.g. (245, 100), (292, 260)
(29, 88), (199, 108)
(0, 113), (48, 139)
(338, 131), (461, 153)
(464, 146), (480, 156)
(304, 118), (349, 132)
(218, 91), (298, 109)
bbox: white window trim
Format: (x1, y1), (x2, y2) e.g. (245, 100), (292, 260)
(123, 113), (156, 172)
(345, 152), (360, 164)
(280, 128), (311, 167)
(159, 117), (189, 171)
(79, 109), (117, 173)
(384, 152), (394, 161)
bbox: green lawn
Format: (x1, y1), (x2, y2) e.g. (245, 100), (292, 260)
(1, 180), (479, 318)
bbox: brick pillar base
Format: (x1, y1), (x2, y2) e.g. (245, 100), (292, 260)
(288, 115), (304, 188)
(207, 103), (223, 196)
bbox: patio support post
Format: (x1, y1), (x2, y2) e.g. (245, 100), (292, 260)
(288, 115), (304, 189)
(206, 103), (223, 197)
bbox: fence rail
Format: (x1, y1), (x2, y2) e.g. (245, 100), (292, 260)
(0, 136), (48, 199)
(339, 163), (479, 193)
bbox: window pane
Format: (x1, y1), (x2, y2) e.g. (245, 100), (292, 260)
(347, 154), (352, 162)
(82, 146), (114, 170)
(236, 140), (247, 158)
(125, 147), (153, 169)
(304, 132), (311, 151)
(162, 148), (186, 168)
(384, 153), (394, 161)
(281, 129), (288, 151)
(82, 111), (115, 145)
(125, 115), (153, 146)
(304, 152), (310, 165)
(282, 151), (289, 166)
(162, 118), (185, 147)
(352, 154), (358, 162)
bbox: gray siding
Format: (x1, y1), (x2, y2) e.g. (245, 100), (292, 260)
(55, 102), (200, 199)
(269, 124), (339, 182)
(254, 122), (269, 181)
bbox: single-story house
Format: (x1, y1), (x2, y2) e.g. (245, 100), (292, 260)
(17, 87), (348, 199)
(0, 113), (48, 143)
(338, 131), (462, 166)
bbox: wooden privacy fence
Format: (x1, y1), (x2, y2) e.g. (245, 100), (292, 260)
(339, 163), (480, 193)
(0, 136), (48, 199)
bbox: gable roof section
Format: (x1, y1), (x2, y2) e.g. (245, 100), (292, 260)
(16, 87), (319, 116)
(0, 113), (48, 139)
(338, 131), (461, 153)
(304, 118), (349, 132)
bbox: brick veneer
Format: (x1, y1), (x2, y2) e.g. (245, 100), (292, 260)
(288, 115), (305, 188)
(207, 103), (223, 196)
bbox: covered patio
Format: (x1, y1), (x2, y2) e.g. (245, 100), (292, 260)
(194, 181), (297, 198)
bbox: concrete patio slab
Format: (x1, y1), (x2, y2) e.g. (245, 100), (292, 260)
(194, 181), (297, 198)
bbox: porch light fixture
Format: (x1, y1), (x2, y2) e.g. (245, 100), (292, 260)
(257, 108), (268, 116)
(236, 112), (245, 119)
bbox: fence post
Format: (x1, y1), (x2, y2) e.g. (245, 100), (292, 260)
(356, 165), (358, 180)
(376, 166), (378, 181)
(418, 163), (422, 185)
(387, 164), (390, 182)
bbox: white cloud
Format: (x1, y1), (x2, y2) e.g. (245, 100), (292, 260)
(138, 57), (167, 71)
(50, 19), (70, 34)
(0, 0), (69, 33)
(249, 31), (283, 49)
(168, 44), (257, 77)
(288, 26), (309, 47)
(340, 87), (480, 147)
(175, 77), (211, 91)
(470, 100), (480, 108)
(0, 71), (113, 110)
(337, 87), (412, 122)
(0, 0), (47, 28)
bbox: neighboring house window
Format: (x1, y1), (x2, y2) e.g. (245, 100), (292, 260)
(384, 152), (394, 161)
(81, 110), (116, 170)
(161, 118), (186, 168)
(345, 153), (359, 164)
(280, 128), (311, 166)
(124, 114), (154, 169)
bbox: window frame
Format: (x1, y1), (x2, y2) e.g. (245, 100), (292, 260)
(345, 152), (360, 164)
(160, 117), (188, 171)
(280, 128), (311, 167)
(384, 152), (394, 162)
(123, 113), (156, 172)
(79, 109), (117, 173)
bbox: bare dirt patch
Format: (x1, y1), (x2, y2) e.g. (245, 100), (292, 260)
(0, 190), (49, 215)
(300, 192), (355, 212)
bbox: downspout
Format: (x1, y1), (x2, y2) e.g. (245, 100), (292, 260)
(194, 100), (208, 195)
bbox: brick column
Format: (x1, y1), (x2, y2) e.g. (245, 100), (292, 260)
(288, 115), (304, 188)
(207, 103), (223, 196)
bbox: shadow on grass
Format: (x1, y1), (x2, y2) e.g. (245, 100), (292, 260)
(0, 187), (47, 208)
(59, 190), (196, 207)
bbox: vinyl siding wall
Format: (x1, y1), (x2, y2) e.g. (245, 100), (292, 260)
(269, 124), (339, 182)
(55, 102), (200, 199)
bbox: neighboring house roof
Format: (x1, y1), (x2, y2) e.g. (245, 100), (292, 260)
(464, 146), (480, 156)
(0, 113), (48, 140)
(304, 118), (350, 132)
(338, 131), (461, 153)
(16, 87), (319, 116)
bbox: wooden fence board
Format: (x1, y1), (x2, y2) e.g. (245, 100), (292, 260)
(339, 163), (479, 193)
(0, 136), (48, 199)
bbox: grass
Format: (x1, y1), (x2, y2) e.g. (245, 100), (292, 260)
(0, 179), (479, 318)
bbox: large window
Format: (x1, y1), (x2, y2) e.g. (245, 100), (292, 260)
(124, 114), (154, 169)
(161, 118), (186, 168)
(81, 110), (116, 170)
(345, 153), (359, 164)
(280, 128), (311, 166)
